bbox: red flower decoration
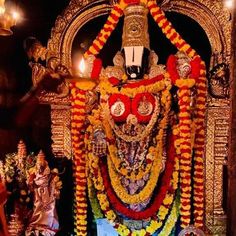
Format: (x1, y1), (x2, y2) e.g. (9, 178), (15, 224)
(123, 75), (164, 89)
(124, 0), (140, 5)
(91, 58), (102, 80)
(190, 56), (201, 79)
(167, 55), (179, 84)
(108, 77), (120, 86)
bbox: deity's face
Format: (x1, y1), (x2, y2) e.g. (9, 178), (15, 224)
(122, 46), (150, 80)
(36, 160), (46, 173)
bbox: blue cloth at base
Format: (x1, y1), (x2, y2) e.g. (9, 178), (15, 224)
(96, 219), (118, 236)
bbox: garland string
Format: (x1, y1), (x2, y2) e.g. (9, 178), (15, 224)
(147, 0), (197, 59)
(193, 61), (207, 229)
(70, 84), (88, 236)
(175, 78), (195, 228)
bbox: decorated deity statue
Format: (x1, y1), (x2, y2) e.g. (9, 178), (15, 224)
(25, 150), (62, 236)
(4, 140), (35, 233)
(49, 0), (208, 235)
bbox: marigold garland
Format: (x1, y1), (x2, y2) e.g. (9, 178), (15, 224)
(88, 143), (180, 235)
(99, 74), (169, 98)
(72, 0), (208, 233)
(100, 85), (171, 181)
(158, 196), (180, 236)
(70, 84), (88, 236)
(84, 4), (124, 58)
(99, 134), (178, 220)
(193, 61), (207, 229)
(175, 77), (195, 228)
(87, 173), (103, 219)
(147, 0), (197, 59)
(107, 133), (163, 204)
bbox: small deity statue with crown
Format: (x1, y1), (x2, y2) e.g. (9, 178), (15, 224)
(25, 150), (62, 236)
(3, 140), (35, 233)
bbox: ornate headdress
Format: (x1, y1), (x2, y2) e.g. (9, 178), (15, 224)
(122, 4), (150, 50)
(17, 140), (27, 158)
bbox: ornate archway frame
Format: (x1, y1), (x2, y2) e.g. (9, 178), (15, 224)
(41, 0), (232, 235)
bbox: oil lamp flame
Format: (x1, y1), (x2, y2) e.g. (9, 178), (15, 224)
(0, 6), (5, 15)
(0, 0), (5, 15)
(224, 0), (233, 9)
(12, 11), (19, 21)
(79, 57), (86, 75)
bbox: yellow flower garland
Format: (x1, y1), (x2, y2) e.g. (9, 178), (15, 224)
(107, 134), (163, 204)
(158, 197), (179, 236)
(99, 75), (170, 98)
(70, 85), (88, 236)
(175, 78), (195, 228)
(87, 173), (104, 219)
(88, 146), (180, 236)
(193, 62), (207, 228)
(100, 88), (171, 183)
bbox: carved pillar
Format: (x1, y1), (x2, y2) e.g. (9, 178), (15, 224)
(205, 107), (229, 235)
(38, 93), (72, 159)
(51, 104), (71, 158)
(228, 4), (236, 236)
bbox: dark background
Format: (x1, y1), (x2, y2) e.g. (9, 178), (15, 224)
(0, 1), (211, 235)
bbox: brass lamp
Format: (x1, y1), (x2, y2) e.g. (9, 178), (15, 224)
(0, 0), (19, 36)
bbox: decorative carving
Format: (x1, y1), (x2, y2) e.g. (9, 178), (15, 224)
(47, 0), (231, 69)
(122, 5), (150, 49)
(113, 51), (125, 67)
(48, 1), (112, 68)
(26, 38), (71, 98)
(4, 140), (35, 234)
(208, 63), (229, 99)
(91, 128), (107, 157)
(148, 50), (166, 78)
(205, 107), (229, 235)
(51, 106), (71, 158)
(102, 65), (124, 79)
(24, 37), (48, 62)
(175, 51), (191, 79)
(30, 62), (47, 86)
(8, 213), (24, 236)
(102, 51), (125, 78)
(85, 90), (98, 114)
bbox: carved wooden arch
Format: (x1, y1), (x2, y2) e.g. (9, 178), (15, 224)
(47, 0), (112, 69)
(47, 0), (231, 69)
